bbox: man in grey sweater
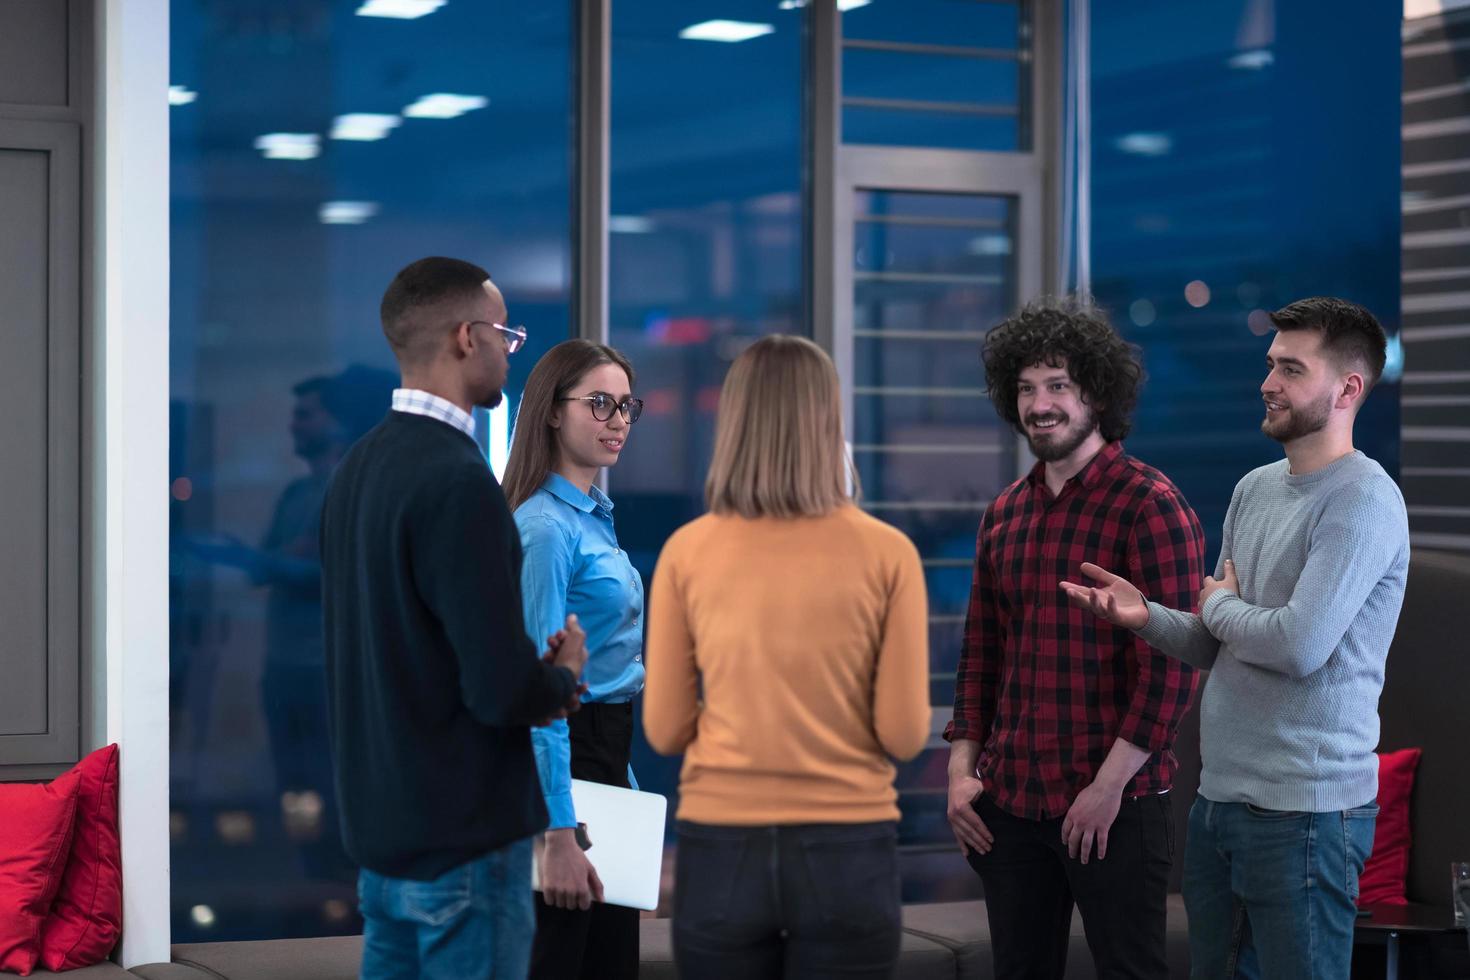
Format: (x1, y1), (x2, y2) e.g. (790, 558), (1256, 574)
(1062, 297), (1409, 979)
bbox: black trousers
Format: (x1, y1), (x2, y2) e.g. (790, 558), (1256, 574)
(966, 792), (1174, 980)
(673, 820), (902, 980)
(529, 701), (640, 980)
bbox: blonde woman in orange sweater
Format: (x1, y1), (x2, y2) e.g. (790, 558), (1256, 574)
(643, 334), (931, 980)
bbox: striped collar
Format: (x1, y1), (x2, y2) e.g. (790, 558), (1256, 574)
(391, 388), (476, 441)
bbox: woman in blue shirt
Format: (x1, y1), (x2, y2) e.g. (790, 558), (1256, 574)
(502, 339), (645, 980)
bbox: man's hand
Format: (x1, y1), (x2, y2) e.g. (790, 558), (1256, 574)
(946, 773), (994, 857)
(547, 613), (588, 678)
(1199, 559), (1239, 608)
(533, 626), (589, 726)
(1061, 782), (1122, 864)
(539, 828), (604, 911)
(1059, 562), (1150, 630)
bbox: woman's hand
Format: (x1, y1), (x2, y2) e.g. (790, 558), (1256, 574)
(540, 827), (604, 910)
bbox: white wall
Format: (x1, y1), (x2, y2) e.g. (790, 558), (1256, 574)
(98, 0), (171, 965)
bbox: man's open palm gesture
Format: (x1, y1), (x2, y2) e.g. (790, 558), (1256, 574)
(1059, 562), (1149, 630)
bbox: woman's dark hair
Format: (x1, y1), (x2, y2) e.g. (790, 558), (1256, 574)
(982, 298), (1143, 443)
(502, 339), (635, 511)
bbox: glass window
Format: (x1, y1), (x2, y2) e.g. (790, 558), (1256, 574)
(607, 0), (806, 827)
(1089, 0), (1401, 556)
(851, 189), (1020, 898)
(842, 0), (1031, 151)
(169, 1), (573, 940)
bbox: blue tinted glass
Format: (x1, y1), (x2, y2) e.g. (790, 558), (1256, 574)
(841, 0), (1028, 150)
(844, 104), (1020, 150)
(169, 1), (572, 941)
(844, 47), (1019, 106)
(859, 189), (1013, 221)
(607, 1), (805, 834)
(607, 5), (804, 554)
(845, 45), (1019, 106)
(854, 188), (1017, 904)
(855, 222), (1014, 277)
(1089, 0), (1401, 557)
(842, 0), (1021, 49)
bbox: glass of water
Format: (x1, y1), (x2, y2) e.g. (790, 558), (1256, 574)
(1453, 861), (1470, 927)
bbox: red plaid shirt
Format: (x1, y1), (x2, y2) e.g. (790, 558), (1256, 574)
(945, 442), (1204, 819)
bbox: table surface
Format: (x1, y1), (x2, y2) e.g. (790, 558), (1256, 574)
(1355, 903), (1466, 934)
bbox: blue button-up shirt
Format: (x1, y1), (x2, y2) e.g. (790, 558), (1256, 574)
(515, 474), (645, 828)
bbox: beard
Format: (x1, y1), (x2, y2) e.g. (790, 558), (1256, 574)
(1261, 390), (1331, 444)
(476, 387), (503, 410)
(1025, 406), (1099, 462)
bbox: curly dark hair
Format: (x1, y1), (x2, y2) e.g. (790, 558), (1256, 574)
(982, 298), (1143, 442)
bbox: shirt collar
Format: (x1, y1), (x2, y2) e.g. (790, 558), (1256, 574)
(391, 389), (476, 441)
(1025, 440), (1125, 493)
(541, 472), (614, 516)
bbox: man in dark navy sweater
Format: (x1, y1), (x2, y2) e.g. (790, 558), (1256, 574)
(322, 256), (587, 979)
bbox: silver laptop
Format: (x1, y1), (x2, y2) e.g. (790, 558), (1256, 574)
(532, 779), (668, 911)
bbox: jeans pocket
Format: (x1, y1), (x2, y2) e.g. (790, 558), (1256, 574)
(398, 865), (473, 928)
(798, 827), (900, 933)
(675, 828), (749, 931)
(1161, 797), (1177, 864)
(1343, 805), (1378, 900)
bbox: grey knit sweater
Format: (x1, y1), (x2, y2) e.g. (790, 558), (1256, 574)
(1137, 450), (1409, 812)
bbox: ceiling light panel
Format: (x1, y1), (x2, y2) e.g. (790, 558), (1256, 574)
(254, 133), (320, 160)
(355, 0), (445, 19)
(679, 20), (775, 42)
(331, 113), (402, 141)
(320, 201), (380, 225)
(403, 93), (490, 119)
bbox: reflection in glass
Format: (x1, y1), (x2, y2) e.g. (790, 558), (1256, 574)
(606, 1), (807, 852)
(853, 189), (1019, 902)
(841, 1), (1031, 151)
(169, 1), (573, 940)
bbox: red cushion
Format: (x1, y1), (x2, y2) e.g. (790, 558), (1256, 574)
(0, 769), (82, 976)
(39, 744), (123, 971)
(1358, 747), (1421, 907)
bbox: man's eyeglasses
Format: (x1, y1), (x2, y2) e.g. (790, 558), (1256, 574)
(468, 321), (527, 354)
(560, 392), (644, 424)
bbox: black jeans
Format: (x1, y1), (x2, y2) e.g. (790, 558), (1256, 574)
(966, 792), (1174, 980)
(529, 702), (640, 980)
(673, 820), (901, 980)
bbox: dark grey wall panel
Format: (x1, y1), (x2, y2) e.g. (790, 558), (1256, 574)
(0, 120), (80, 769)
(0, 1), (68, 107)
(0, 146), (50, 738)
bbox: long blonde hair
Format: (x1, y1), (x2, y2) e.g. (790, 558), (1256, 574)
(503, 340), (635, 511)
(705, 335), (856, 518)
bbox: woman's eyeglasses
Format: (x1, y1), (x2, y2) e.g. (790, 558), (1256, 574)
(560, 392), (644, 424)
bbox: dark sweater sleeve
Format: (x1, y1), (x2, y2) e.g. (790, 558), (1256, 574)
(410, 463), (576, 727)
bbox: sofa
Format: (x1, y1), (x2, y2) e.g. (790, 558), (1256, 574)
(1359, 548), (1470, 976)
(31, 550), (1470, 980)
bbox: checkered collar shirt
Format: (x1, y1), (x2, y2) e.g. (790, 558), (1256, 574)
(391, 389), (476, 442)
(944, 441), (1205, 819)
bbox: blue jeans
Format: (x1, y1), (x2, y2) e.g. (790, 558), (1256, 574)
(358, 838), (535, 980)
(1183, 795), (1377, 980)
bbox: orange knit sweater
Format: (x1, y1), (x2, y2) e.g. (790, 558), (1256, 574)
(643, 505), (931, 825)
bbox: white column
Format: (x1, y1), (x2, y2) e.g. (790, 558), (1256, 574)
(99, 0), (171, 966)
